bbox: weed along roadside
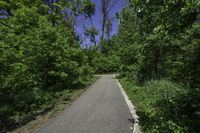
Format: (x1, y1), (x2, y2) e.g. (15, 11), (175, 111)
(118, 78), (199, 132)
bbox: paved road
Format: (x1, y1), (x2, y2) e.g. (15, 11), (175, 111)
(35, 75), (132, 133)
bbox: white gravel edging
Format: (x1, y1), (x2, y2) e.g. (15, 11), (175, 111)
(115, 75), (141, 133)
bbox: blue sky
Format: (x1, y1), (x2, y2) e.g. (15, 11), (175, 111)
(76, 0), (123, 46)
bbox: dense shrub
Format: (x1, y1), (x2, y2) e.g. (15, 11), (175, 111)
(120, 78), (200, 132)
(116, 1), (200, 86)
(91, 54), (120, 73)
(0, 5), (93, 132)
(84, 45), (120, 74)
(115, 1), (200, 132)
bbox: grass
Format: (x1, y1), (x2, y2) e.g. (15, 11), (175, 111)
(119, 78), (200, 133)
(8, 76), (99, 133)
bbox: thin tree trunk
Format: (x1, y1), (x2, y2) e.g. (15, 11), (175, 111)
(89, 17), (94, 26)
(101, 15), (106, 41)
(89, 17), (97, 45)
(92, 34), (97, 45)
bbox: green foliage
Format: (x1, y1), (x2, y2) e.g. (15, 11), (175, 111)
(85, 26), (98, 45)
(115, 0), (200, 86)
(176, 24), (200, 88)
(120, 78), (200, 132)
(92, 54), (119, 73)
(115, 0), (200, 132)
(84, 46), (120, 74)
(1, 0), (200, 132)
(0, 3), (94, 132)
(82, 0), (95, 18)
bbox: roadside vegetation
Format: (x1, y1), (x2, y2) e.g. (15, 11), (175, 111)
(115, 1), (200, 132)
(0, 0), (200, 133)
(0, 1), (95, 132)
(120, 79), (199, 132)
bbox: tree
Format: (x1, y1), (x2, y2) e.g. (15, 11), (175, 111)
(105, 17), (115, 39)
(100, 0), (116, 41)
(111, 1), (200, 132)
(0, 2), (94, 131)
(85, 26), (99, 45)
(116, 0), (200, 82)
(82, 0), (96, 26)
(64, 0), (83, 31)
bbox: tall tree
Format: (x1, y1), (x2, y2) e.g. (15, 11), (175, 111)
(0, 2), (94, 131)
(105, 17), (115, 39)
(82, 0), (95, 26)
(64, 0), (83, 32)
(100, 0), (116, 41)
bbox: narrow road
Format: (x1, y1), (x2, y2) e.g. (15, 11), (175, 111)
(35, 75), (132, 133)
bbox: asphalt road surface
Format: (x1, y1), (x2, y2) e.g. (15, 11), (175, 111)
(35, 75), (132, 133)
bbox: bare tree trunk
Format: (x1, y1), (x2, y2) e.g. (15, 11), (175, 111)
(101, 15), (107, 40)
(89, 17), (94, 26)
(101, 0), (107, 42)
(100, 0), (116, 41)
(92, 34), (97, 45)
(89, 17), (97, 45)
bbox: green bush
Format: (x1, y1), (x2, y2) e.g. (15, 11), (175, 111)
(0, 5), (94, 132)
(84, 46), (120, 74)
(120, 78), (200, 132)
